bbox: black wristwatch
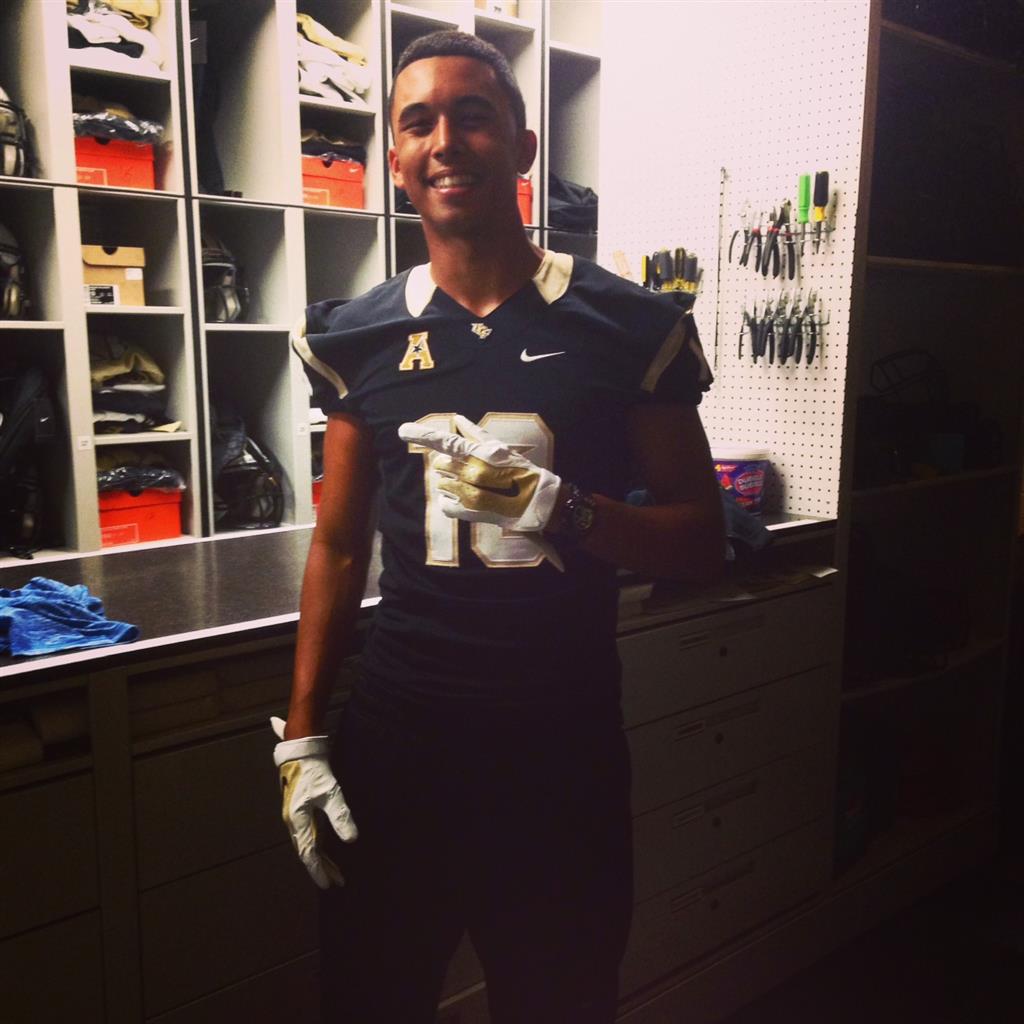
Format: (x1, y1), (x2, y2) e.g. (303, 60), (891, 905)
(557, 483), (597, 545)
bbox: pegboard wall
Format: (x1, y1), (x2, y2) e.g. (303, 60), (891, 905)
(598, 1), (872, 520)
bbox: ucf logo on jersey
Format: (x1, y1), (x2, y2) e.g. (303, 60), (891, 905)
(399, 332), (435, 371)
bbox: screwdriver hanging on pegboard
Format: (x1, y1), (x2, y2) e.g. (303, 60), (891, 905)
(797, 174), (811, 255)
(812, 171), (829, 252)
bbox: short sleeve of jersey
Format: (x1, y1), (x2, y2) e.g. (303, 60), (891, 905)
(641, 312), (714, 407)
(290, 274), (409, 418)
(568, 259), (713, 407)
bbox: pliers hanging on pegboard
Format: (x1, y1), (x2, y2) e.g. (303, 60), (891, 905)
(728, 203), (751, 264)
(739, 210), (763, 270)
(761, 208), (782, 279)
(804, 290), (820, 364)
(777, 291), (799, 364)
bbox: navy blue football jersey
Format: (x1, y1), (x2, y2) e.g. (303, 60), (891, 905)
(294, 251), (711, 707)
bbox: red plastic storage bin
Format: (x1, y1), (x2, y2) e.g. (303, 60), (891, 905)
(517, 176), (533, 223)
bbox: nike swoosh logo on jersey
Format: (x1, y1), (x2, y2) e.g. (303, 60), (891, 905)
(476, 481), (520, 498)
(520, 349), (566, 362)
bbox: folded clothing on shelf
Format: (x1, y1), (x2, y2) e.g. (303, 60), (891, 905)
(67, 0), (163, 76)
(73, 94), (163, 144)
(89, 337), (180, 434)
(296, 16), (371, 109)
(0, 575), (139, 657)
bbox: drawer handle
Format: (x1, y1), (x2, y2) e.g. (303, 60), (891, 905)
(673, 720), (706, 742)
(678, 631), (711, 652)
(672, 804), (705, 828)
(706, 699), (761, 727)
(705, 779), (758, 813)
(705, 860), (757, 895)
(670, 887), (704, 915)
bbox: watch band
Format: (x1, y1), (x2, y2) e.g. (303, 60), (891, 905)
(558, 483), (596, 546)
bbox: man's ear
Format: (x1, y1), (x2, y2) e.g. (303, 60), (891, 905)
(517, 129), (538, 175)
(388, 145), (405, 190)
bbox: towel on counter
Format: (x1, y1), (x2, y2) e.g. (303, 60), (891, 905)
(0, 577), (139, 657)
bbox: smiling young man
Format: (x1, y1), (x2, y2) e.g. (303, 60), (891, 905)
(275, 30), (723, 1024)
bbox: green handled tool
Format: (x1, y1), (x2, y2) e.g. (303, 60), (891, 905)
(797, 173), (811, 255)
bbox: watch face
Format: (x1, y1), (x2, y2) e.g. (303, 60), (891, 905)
(572, 499), (595, 534)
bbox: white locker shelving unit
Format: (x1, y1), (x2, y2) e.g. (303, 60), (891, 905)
(1, 0), (598, 561)
(1, 0), (198, 557)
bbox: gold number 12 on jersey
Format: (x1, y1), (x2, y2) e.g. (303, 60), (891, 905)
(406, 412), (554, 569)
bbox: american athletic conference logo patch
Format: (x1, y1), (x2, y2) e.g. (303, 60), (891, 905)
(399, 332), (434, 371)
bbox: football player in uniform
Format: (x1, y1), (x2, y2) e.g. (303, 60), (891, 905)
(273, 30), (725, 1024)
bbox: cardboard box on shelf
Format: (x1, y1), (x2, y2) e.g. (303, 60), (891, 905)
(82, 245), (146, 306)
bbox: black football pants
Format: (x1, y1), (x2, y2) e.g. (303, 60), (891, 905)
(319, 680), (634, 1024)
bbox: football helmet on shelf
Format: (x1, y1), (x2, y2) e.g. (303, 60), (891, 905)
(0, 85), (30, 177)
(201, 232), (248, 323)
(0, 223), (28, 319)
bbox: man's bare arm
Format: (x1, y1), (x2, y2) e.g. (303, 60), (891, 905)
(284, 412), (377, 740)
(559, 403), (725, 583)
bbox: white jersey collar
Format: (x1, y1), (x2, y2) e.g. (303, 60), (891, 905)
(404, 250), (574, 318)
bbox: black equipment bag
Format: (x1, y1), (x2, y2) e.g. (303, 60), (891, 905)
(0, 363), (58, 557)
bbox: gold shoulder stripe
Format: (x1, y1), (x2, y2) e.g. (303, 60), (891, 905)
(290, 313), (348, 398)
(641, 319), (685, 393)
(532, 250), (573, 305)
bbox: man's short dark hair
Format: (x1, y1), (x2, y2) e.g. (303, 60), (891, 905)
(389, 30), (526, 135)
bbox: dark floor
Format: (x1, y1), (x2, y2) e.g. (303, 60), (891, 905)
(718, 859), (1024, 1024)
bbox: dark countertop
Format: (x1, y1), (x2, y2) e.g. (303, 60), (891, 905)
(0, 528), (382, 679)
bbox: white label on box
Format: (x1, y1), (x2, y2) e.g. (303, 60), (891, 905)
(125, 268), (143, 280)
(102, 523), (140, 547)
(84, 283), (119, 305)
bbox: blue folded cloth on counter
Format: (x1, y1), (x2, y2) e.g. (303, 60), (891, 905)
(0, 577), (139, 657)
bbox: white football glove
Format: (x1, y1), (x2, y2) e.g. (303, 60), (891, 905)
(271, 716), (357, 889)
(398, 415), (565, 570)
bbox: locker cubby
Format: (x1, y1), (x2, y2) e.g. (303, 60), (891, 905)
(547, 48), (600, 216)
(304, 210), (386, 303)
(68, 67), (181, 194)
(78, 192), (185, 307)
(0, 183), (61, 322)
(86, 312), (193, 434)
(299, 104), (383, 215)
(392, 214), (430, 275)
(185, 0), (298, 203)
(299, 0), (383, 110)
(0, 329), (72, 553)
(475, 1), (543, 225)
(0, 1), (62, 184)
(206, 333), (299, 526)
(198, 201), (289, 325)
(858, 269), (1022, 461)
(95, 439), (199, 539)
(390, 3), (466, 75)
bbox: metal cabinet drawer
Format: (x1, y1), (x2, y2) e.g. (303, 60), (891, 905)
(621, 818), (828, 997)
(632, 743), (829, 904)
(140, 844), (317, 1018)
(0, 912), (104, 1024)
(147, 953), (320, 1024)
(629, 665), (836, 815)
(134, 728), (283, 889)
(0, 774), (98, 939)
(619, 585), (837, 728)
(437, 984), (490, 1024)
